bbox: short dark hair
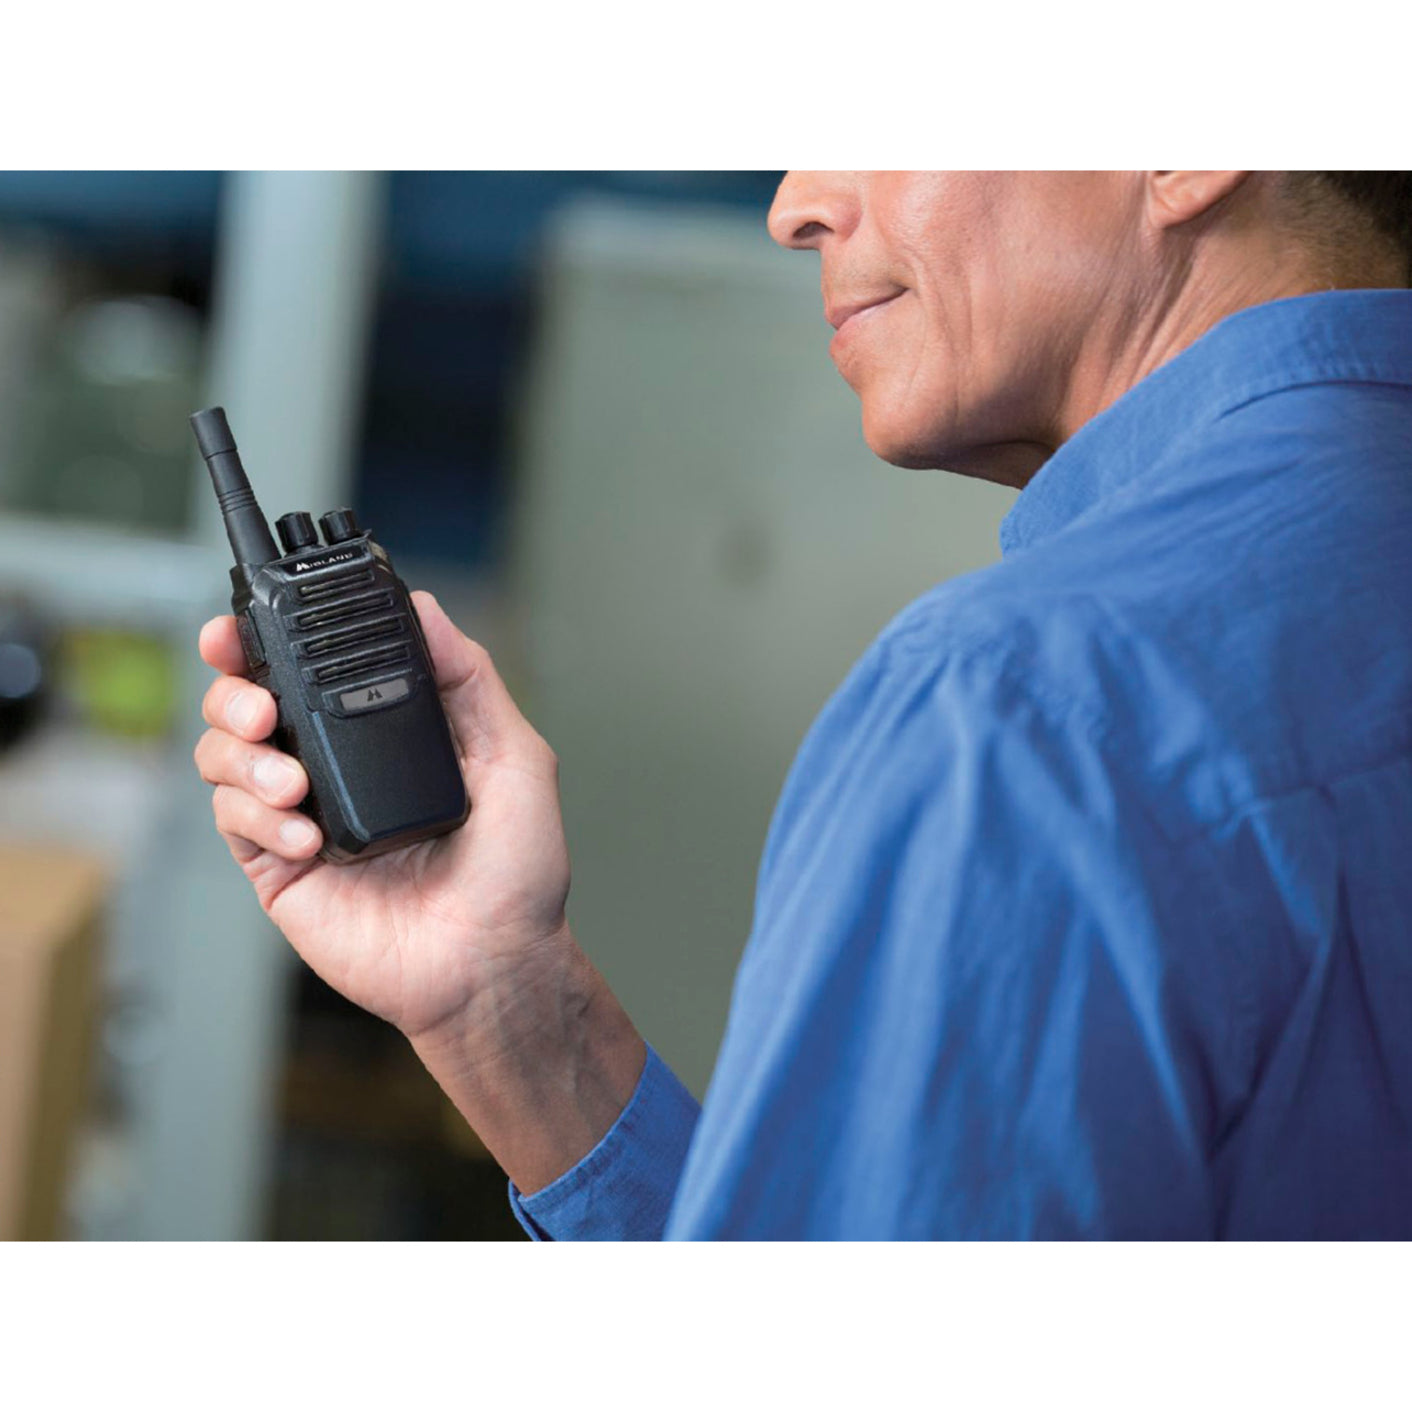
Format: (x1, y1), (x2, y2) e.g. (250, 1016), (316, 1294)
(1284, 171), (1412, 283)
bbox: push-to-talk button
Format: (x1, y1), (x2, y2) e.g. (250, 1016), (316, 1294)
(338, 676), (411, 712)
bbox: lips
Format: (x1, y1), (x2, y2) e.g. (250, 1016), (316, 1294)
(826, 289), (905, 334)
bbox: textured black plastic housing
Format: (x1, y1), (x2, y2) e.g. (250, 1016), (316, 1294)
(230, 535), (470, 863)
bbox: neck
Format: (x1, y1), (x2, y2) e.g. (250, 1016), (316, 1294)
(1052, 226), (1406, 460)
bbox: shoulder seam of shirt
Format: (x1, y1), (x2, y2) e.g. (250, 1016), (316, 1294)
(868, 587), (1374, 852)
(882, 593), (1412, 848)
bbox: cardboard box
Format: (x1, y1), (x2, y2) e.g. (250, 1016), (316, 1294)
(0, 843), (106, 1240)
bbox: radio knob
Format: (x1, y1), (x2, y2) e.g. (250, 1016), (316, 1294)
(319, 508), (362, 544)
(275, 511), (319, 554)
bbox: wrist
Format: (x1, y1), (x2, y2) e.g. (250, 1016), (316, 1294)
(408, 925), (646, 1193)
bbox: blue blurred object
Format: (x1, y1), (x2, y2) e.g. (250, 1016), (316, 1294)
(0, 595), (47, 751)
(0, 172), (221, 247)
(384, 172), (779, 292)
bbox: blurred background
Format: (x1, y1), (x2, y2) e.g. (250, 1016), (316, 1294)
(0, 171), (1015, 1240)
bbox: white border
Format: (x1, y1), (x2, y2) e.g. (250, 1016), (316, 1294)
(1, 3), (1404, 167)
(1, 1241), (1406, 1407)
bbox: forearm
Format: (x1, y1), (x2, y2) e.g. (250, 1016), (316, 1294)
(408, 924), (647, 1194)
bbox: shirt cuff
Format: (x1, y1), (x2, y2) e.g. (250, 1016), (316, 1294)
(508, 1043), (701, 1241)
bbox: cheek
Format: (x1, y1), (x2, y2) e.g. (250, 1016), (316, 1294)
(840, 294), (966, 464)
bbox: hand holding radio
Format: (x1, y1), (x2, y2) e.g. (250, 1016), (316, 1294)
(197, 587), (569, 1018)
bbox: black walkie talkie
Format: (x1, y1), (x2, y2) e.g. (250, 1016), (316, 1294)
(192, 406), (470, 863)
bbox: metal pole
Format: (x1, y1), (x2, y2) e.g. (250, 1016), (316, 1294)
(129, 171), (382, 1239)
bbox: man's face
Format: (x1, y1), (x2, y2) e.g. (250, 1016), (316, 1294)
(767, 172), (1141, 483)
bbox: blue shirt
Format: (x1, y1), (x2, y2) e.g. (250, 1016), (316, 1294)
(511, 289), (1412, 1239)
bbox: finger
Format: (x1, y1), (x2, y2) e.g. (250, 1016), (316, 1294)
(199, 616), (250, 677)
(211, 784), (322, 860)
(202, 674), (278, 742)
(411, 591), (547, 767)
(194, 728), (309, 809)
(220, 830), (262, 866)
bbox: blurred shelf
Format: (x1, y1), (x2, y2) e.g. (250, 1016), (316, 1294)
(0, 510), (221, 631)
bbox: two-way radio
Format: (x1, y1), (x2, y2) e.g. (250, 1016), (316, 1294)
(192, 406), (470, 863)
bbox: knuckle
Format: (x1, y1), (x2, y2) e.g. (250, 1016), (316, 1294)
(211, 783), (243, 826)
(196, 729), (238, 786)
(205, 676), (239, 725)
(528, 734), (559, 776)
(462, 638), (492, 677)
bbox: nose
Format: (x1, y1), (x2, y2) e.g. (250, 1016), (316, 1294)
(767, 172), (862, 250)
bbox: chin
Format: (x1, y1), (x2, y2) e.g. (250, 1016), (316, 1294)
(860, 403), (1048, 489)
(859, 398), (958, 471)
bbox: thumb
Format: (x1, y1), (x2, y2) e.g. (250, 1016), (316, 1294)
(411, 591), (542, 768)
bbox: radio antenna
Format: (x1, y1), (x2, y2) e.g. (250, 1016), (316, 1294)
(191, 406), (279, 570)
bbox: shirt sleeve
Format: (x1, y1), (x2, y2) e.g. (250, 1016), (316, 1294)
(508, 1044), (701, 1240)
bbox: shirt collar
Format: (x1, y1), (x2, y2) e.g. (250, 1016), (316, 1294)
(999, 289), (1412, 558)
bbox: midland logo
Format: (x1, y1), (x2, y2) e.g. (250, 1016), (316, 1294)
(292, 549), (359, 574)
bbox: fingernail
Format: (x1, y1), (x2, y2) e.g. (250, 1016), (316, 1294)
(253, 755), (298, 796)
(228, 690), (257, 732)
(279, 819), (318, 850)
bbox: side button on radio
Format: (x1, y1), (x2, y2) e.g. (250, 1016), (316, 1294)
(238, 614), (266, 670)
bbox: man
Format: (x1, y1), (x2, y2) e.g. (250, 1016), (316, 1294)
(195, 172), (1412, 1238)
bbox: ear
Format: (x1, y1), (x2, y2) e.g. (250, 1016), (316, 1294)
(1147, 172), (1253, 230)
